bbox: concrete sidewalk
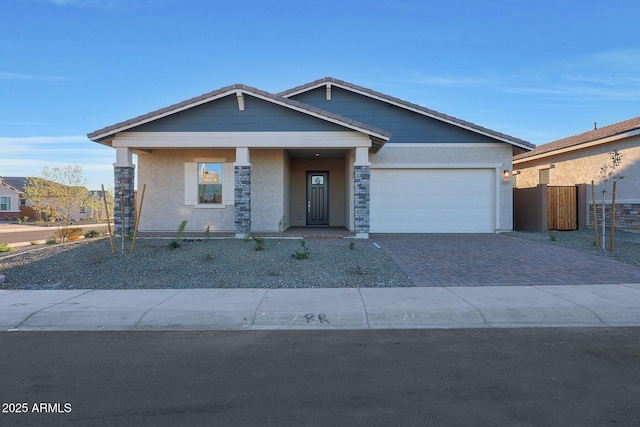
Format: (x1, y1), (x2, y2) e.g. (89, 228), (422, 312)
(2, 284), (640, 331)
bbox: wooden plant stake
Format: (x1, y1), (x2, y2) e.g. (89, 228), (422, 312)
(591, 181), (598, 249)
(610, 181), (617, 252)
(102, 184), (115, 254)
(121, 179), (125, 254)
(130, 184), (146, 254)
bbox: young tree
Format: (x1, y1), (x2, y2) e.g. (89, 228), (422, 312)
(598, 150), (624, 251)
(24, 164), (91, 243)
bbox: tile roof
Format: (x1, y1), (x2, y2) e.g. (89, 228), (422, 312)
(87, 84), (391, 143)
(514, 116), (640, 161)
(279, 77), (534, 150)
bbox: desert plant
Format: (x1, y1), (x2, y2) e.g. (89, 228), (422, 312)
(204, 253), (213, 262)
(253, 236), (265, 251)
(84, 229), (101, 238)
(0, 243), (15, 252)
(205, 225), (211, 241)
(349, 241), (356, 250)
(278, 216), (286, 242)
(168, 220), (188, 249)
(45, 235), (58, 245)
(354, 264), (365, 275)
(54, 227), (83, 242)
(292, 240), (310, 259)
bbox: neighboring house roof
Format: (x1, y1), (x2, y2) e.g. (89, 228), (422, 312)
(87, 83), (392, 151)
(0, 177), (22, 195)
(514, 116), (640, 163)
(1, 176), (28, 193)
(279, 77), (534, 151)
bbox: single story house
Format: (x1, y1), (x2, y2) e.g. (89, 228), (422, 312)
(513, 116), (640, 230)
(88, 77), (533, 237)
(0, 177), (22, 220)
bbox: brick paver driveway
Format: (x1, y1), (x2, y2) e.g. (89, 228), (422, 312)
(371, 234), (640, 286)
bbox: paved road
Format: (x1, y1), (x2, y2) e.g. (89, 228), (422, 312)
(2, 329), (640, 426)
(0, 224), (111, 245)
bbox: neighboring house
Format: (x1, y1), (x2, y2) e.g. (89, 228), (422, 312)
(513, 116), (640, 229)
(87, 77), (533, 237)
(1, 176), (109, 221)
(0, 177), (22, 219)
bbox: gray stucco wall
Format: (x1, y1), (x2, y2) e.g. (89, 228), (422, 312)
(137, 149), (236, 232)
(514, 136), (640, 204)
(250, 150), (286, 232)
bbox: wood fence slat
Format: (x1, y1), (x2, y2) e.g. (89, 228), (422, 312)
(548, 186), (577, 230)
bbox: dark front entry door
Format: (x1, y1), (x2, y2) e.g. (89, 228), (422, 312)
(307, 172), (329, 226)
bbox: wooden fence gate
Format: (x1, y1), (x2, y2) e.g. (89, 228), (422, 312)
(548, 186), (577, 230)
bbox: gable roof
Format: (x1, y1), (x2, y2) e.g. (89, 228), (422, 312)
(1, 177), (27, 193)
(87, 84), (391, 151)
(279, 77), (534, 151)
(514, 116), (640, 163)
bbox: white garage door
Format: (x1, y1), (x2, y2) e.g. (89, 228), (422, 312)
(370, 169), (495, 233)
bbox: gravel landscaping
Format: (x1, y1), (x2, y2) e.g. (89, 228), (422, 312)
(504, 228), (640, 269)
(0, 237), (414, 290)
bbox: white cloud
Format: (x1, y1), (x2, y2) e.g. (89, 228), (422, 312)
(0, 72), (69, 81)
(43, 0), (175, 9)
(397, 70), (488, 87)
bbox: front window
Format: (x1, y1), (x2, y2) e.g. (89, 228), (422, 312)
(0, 196), (10, 211)
(198, 163), (223, 204)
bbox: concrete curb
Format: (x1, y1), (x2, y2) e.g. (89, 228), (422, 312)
(2, 284), (640, 331)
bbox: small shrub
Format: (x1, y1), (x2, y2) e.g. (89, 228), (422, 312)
(548, 233), (557, 242)
(29, 241), (38, 246)
(55, 227), (83, 242)
(253, 236), (265, 251)
(354, 264), (366, 275)
(46, 235), (58, 245)
(0, 243), (15, 252)
(349, 241), (356, 250)
(243, 220), (252, 242)
(169, 220), (187, 249)
(204, 253), (213, 262)
(84, 229), (101, 238)
(205, 225), (211, 241)
(292, 240), (310, 259)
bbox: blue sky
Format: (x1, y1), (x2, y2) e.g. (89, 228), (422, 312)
(1, 0), (639, 190)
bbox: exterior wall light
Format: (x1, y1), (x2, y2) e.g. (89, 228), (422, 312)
(503, 170), (510, 178)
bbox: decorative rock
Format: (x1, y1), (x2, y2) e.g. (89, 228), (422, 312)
(0, 273), (5, 284)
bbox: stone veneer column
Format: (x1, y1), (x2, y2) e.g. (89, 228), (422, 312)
(114, 166), (135, 236)
(354, 165), (370, 238)
(234, 165), (251, 237)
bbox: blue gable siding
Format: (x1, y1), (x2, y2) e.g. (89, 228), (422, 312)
(131, 93), (347, 133)
(290, 87), (493, 144)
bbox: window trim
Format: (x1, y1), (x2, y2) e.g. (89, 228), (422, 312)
(0, 196), (11, 211)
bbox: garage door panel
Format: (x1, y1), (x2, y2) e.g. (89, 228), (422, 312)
(370, 169), (495, 233)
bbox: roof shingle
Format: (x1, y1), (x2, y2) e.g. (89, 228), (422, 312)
(514, 116), (640, 161)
